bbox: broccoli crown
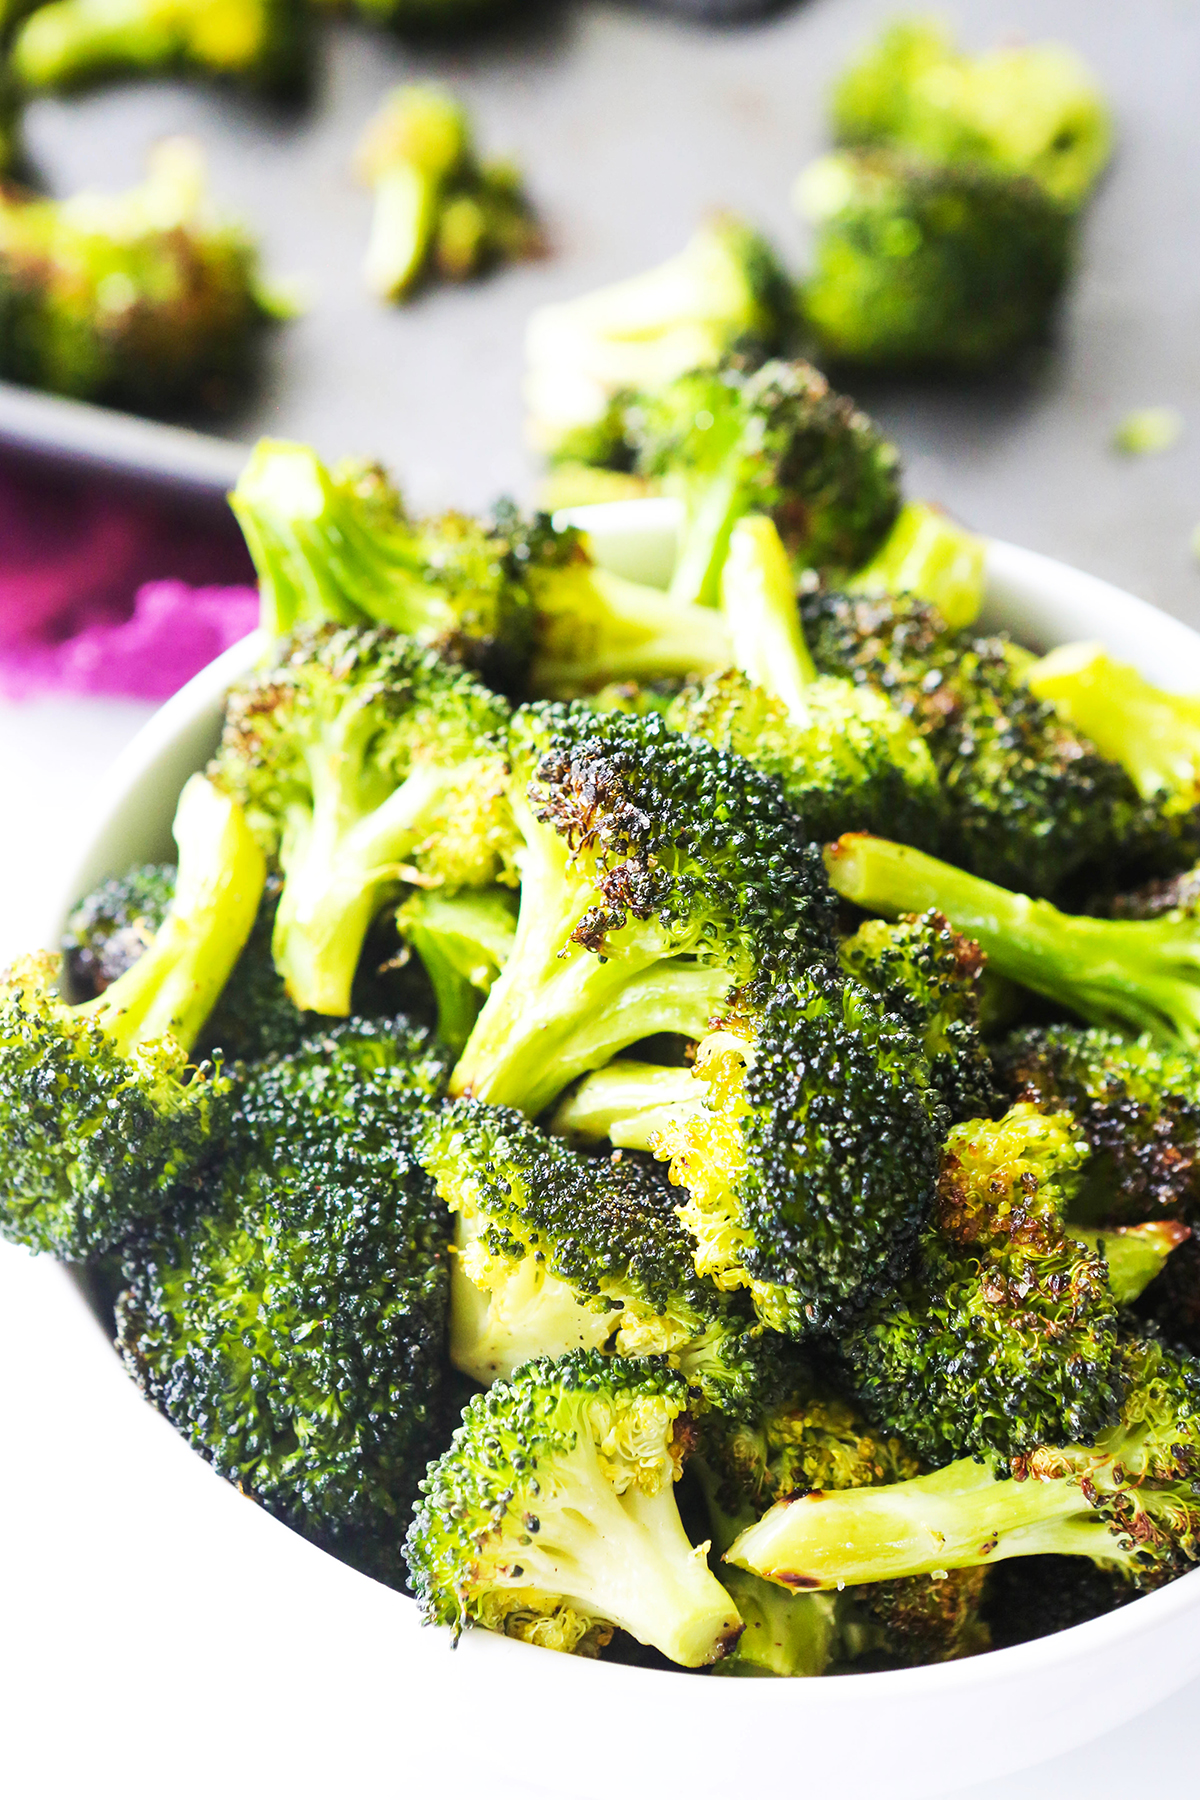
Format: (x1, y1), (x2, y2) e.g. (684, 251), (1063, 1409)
(797, 148), (1073, 374)
(667, 666), (945, 854)
(118, 1015), (450, 1589)
(656, 963), (943, 1337)
(802, 588), (1150, 896)
(631, 357), (901, 604)
(404, 1349), (742, 1666)
(839, 910), (999, 1122)
(0, 952), (231, 1259)
(448, 701), (838, 1116)
(62, 861), (176, 998)
(211, 622), (516, 1017)
(829, 18), (1112, 209)
(845, 1104), (1125, 1463)
(231, 441), (537, 686)
(997, 1026), (1200, 1226)
(0, 138), (274, 413)
(12, 0), (308, 93)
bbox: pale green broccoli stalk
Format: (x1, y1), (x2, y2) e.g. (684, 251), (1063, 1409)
(357, 84), (539, 301)
(727, 1336), (1200, 1593)
(210, 623), (516, 1018)
(825, 832), (1200, 1050)
(524, 214), (793, 461)
(797, 149), (1074, 374)
(830, 17), (1112, 209)
(846, 499), (986, 631)
(1073, 1221), (1190, 1306)
(0, 774), (264, 1258)
(396, 887), (516, 1055)
(0, 138), (278, 413)
(11, 0), (307, 93)
(404, 1351), (744, 1666)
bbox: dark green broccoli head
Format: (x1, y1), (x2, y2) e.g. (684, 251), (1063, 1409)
(231, 442), (537, 688)
(449, 700), (838, 1117)
(629, 356), (900, 607)
(845, 1104), (1124, 1464)
(983, 1553), (1136, 1649)
(404, 1349), (742, 1666)
(667, 666), (945, 852)
(0, 140), (277, 414)
(839, 910), (999, 1122)
(117, 1015), (450, 1589)
(62, 861), (175, 998)
(210, 622), (516, 1018)
(802, 587), (1152, 897)
(797, 148), (1074, 374)
(12, 0), (308, 94)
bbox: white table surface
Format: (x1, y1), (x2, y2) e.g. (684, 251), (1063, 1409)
(2, 692), (1197, 1799)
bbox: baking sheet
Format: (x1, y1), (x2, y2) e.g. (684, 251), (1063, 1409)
(4, 0), (1200, 632)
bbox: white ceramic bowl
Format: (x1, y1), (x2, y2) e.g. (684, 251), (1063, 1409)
(37, 515), (1200, 1800)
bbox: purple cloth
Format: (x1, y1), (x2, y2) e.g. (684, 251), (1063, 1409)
(0, 453), (257, 702)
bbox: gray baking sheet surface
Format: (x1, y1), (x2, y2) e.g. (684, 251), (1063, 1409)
(5, 0), (1200, 632)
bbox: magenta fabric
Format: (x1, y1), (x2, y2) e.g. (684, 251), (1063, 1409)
(0, 455), (257, 702)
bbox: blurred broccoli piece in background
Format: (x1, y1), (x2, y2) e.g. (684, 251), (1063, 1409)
(0, 139), (280, 414)
(831, 18), (1112, 210)
(796, 148), (1074, 374)
(11, 0), (307, 93)
(524, 215), (793, 462)
(317, 0), (513, 32)
(357, 84), (540, 302)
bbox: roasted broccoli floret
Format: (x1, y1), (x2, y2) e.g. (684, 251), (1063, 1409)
(448, 701), (838, 1118)
(843, 1104), (1125, 1464)
(845, 498), (985, 630)
(825, 832), (1200, 1049)
(796, 149), (1074, 374)
(62, 861), (175, 997)
(396, 887), (516, 1055)
(838, 911), (997, 1122)
(356, 84), (539, 302)
(11, 0), (306, 91)
(553, 963), (942, 1339)
(0, 774), (264, 1257)
(524, 214), (793, 461)
(210, 623), (515, 1018)
(727, 1334), (1200, 1592)
(404, 1350), (742, 1666)
(830, 18), (1112, 209)
(630, 357), (900, 608)
(418, 1097), (777, 1407)
(0, 138), (279, 413)
(118, 1015), (450, 1589)
(230, 441), (535, 686)
(666, 515), (944, 849)
(803, 589), (1151, 896)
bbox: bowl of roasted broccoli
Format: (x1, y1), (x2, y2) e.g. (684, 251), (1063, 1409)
(9, 395), (1200, 1797)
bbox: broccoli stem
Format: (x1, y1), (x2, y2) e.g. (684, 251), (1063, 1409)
(550, 1059), (700, 1148)
(527, 563), (733, 697)
(83, 774), (265, 1057)
(717, 1569), (840, 1677)
(846, 500), (985, 631)
(1075, 1221), (1190, 1305)
(1027, 642), (1200, 808)
(726, 1453), (1126, 1591)
(825, 833), (1200, 1046)
(666, 459), (746, 611)
(450, 1210), (612, 1383)
(363, 163), (439, 302)
(718, 514), (817, 719)
(400, 888), (517, 1055)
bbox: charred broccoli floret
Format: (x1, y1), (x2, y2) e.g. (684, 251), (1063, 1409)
(830, 18), (1112, 209)
(826, 833), (1200, 1050)
(796, 149), (1074, 374)
(727, 1334), (1200, 1593)
(230, 441), (535, 686)
(404, 1350), (742, 1666)
(356, 84), (539, 302)
(803, 589), (1151, 896)
(630, 357), (901, 607)
(845, 498), (985, 631)
(843, 1104), (1125, 1464)
(395, 887), (516, 1056)
(448, 701), (838, 1119)
(0, 139), (278, 413)
(62, 861), (176, 997)
(11, 0), (306, 91)
(0, 774), (264, 1257)
(524, 214), (793, 462)
(118, 1015), (450, 1589)
(210, 622), (515, 1018)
